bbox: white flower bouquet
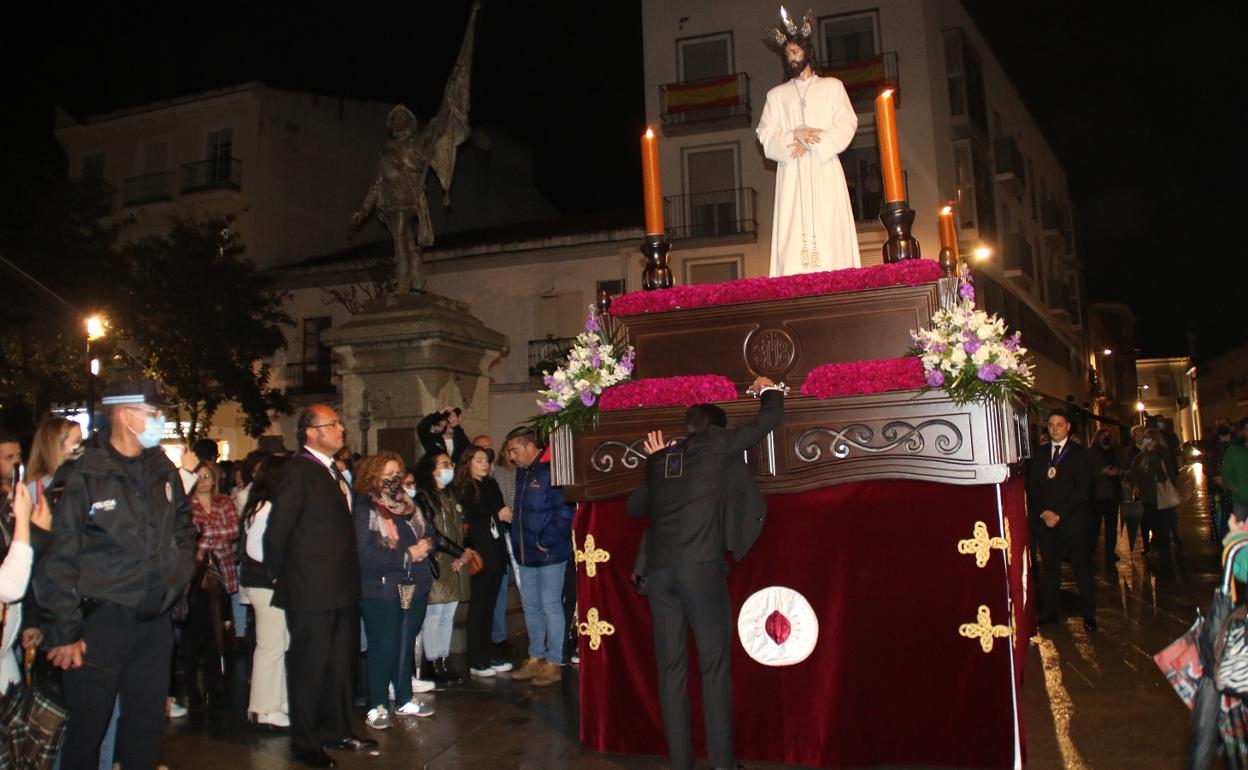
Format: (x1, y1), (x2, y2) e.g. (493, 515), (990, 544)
(531, 307), (636, 438)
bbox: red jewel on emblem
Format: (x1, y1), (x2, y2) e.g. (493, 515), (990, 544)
(765, 610), (791, 646)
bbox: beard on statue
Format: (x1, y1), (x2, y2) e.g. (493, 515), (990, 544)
(784, 40), (816, 80)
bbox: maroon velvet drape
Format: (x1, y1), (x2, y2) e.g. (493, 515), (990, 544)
(575, 476), (1032, 769)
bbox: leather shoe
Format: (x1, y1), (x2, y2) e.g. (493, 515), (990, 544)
(1083, 616), (1098, 632)
(323, 735), (378, 752)
(294, 750), (336, 768)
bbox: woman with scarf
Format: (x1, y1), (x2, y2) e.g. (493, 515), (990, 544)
(354, 451), (437, 730)
(185, 461), (240, 706)
(414, 451), (475, 687)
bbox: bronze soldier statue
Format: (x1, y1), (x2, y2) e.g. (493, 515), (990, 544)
(351, 3), (479, 293)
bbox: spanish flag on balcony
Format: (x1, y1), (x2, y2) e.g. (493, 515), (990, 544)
(664, 74), (740, 114)
(822, 55), (893, 98)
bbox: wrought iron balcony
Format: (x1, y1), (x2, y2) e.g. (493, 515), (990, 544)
(121, 171), (174, 206)
(1002, 233), (1033, 288)
(821, 51), (900, 112)
(529, 336), (575, 378)
(662, 187), (757, 244)
(993, 137), (1026, 197)
(660, 72), (751, 135)
(285, 359), (335, 395)
(182, 157), (241, 193)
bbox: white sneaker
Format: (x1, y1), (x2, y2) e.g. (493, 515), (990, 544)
(366, 706), (393, 730)
(411, 673), (436, 693)
(469, 665), (497, 678)
(167, 698), (187, 719)
(489, 659), (514, 673)
(571, 654), (580, 666)
(395, 699), (435, 718)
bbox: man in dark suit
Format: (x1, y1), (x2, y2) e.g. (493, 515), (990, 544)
(627, 376), (785, 770)
(1028, 408), (1097, 631)
(264, 404), (375, 768)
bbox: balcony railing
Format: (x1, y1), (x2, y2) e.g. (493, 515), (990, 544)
(660, 72), (751, 135)
(821, 51), (900, 111)
(662, 187), (757, 243)
(1041, 200), (1075, 254)
(121, 171), (174, 206)
(994, 136), (1026, 197)
(529, 337), (575, 378)
(1047, 278), (1070, 319)
(1002, 233), (1033, 287)
(285, 360), (335, 395)
(182, 157), (241, 193)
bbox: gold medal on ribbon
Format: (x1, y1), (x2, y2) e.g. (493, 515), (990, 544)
(1046, 467), (1057, 480)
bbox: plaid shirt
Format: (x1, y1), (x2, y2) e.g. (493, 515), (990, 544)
(191, 494), (241, 594)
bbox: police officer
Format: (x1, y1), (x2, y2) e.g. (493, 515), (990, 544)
(35, 379), (197, 770)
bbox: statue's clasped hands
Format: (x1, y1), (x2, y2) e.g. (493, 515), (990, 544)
(788, 127), (822, 159)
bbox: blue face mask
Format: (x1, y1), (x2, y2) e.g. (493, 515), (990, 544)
(436, 468), (454, 486)
(135, 414), (166, 449)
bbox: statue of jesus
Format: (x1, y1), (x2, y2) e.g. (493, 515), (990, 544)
(757, 7), (861, 277)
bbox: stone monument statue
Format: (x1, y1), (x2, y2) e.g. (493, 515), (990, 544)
(350, 3), (480, 293)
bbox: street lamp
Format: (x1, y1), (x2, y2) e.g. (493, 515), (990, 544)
(84, 313), (109, 434)
(1103, 348), (1113, 356)
(973, 246), (993, 262)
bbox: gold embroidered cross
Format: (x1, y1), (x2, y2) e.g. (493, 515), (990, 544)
(958, 605), (1012, 653)
(575, 533), (611, 578)
(577, 607), (616, 651)
(957, 521), (1010, 568)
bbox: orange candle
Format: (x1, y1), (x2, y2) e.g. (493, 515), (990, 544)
(939, 205), (957, 252)
(641, 128), (663, 235)
(875, 90), (905, 202)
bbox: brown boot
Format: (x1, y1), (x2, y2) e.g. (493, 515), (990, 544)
(532, 660), (563, 687)
(511, 657), (546, 681)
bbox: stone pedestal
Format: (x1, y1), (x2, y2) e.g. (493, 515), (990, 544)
(323, 292), (508, 463)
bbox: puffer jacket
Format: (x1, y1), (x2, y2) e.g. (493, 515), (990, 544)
(511, 461), (573, 567)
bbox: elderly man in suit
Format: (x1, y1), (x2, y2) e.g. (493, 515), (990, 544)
(264, 405), (375, 768)
(1028, 408), (1097, 631)
(627, 375), (785, 770)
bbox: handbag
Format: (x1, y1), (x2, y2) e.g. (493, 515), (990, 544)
(0, 644), (69, 770)
(198, 552), (225, 594)
(397, 552), (417, 610)
(1158, 478), (1183, 510)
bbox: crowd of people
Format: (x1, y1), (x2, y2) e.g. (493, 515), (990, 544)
(0, 386), (578, 769)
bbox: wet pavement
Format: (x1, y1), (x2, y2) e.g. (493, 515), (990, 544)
(159, 465), (1219, 769)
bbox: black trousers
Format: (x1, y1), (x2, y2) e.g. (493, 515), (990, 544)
(60, 604), (172, 770)
(562, 552), (578, 661)
(285, 606), (356, 755)
(181, 581), (225, 699)
(1037, 513), (1096, 619)
(1091, 498), (1119, 561)
(646, 559), (734, 770)
(467, 568), (504, 669)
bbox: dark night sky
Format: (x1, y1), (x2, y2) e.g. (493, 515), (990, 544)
(2, 3), (1240, 358)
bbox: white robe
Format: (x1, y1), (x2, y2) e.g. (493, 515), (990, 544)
(757, 75), (861, 276)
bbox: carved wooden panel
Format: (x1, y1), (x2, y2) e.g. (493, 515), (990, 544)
(616, 282), (940, 389)
(551, 390), (1027, 501)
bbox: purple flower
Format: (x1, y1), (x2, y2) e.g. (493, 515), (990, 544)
(1003, 333), (1020, 352)
(540, 399), (561, 414)
(591, 355), (601, 368)
(926, 369), (946, 387)
(579, 389), (596, 407)
(977, 363), (1005, 382)
(620, 351), (636, 373)
(584, 313), (600, 332)
(963, 336), (981, 355)
(959, 281), (975, 302)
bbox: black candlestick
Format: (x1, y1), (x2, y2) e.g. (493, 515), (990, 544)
(880, 200), (920, 263)
(641, 233), (673, 290)
(938, 247), (956, 277)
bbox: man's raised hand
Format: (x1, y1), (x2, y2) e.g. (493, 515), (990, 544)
(642, 430), (667, 455)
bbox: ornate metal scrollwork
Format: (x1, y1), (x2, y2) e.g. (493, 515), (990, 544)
(795, 419), (964, 462)
(590, 434), (687, 474)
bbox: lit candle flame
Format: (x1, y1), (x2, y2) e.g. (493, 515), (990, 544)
(644, 127), (654, 139)
(881, 89), (894, 99)
(940, 205), (952, 216)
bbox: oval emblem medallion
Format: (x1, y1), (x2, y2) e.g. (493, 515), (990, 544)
(744, 328), (797, 376)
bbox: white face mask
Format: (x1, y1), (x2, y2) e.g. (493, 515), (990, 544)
(436, 468), (454, 486)
(404, 486), (417, 500)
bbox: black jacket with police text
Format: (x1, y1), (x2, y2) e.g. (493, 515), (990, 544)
(34, 442), (197, 647)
